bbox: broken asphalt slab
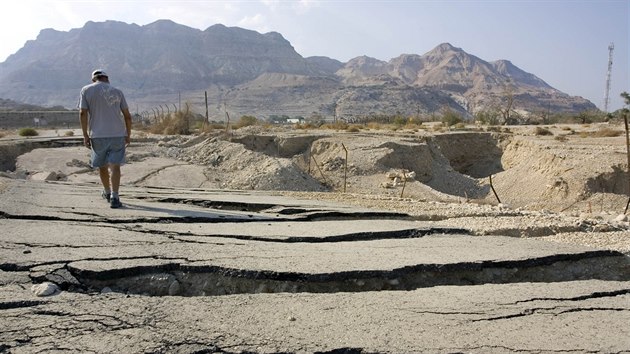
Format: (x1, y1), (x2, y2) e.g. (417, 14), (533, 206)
(1, 177), (630, 352)
(1, 277), (629, 353)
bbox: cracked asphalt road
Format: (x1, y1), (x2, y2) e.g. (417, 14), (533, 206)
(1, 177), (630, 352)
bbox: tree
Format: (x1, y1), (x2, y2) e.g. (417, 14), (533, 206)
(498, 80), (516, 124)
(474, 110), (500, 125)
(441, 107), (463, 126)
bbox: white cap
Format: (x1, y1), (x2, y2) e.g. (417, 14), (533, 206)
(91, 70), (108, 80)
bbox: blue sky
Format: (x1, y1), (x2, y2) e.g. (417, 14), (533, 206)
(1, 0), (628, 110)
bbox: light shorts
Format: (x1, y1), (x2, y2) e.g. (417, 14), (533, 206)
(90, 137), (126, 168)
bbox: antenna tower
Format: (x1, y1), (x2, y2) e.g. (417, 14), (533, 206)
(604, 42), (614, 112)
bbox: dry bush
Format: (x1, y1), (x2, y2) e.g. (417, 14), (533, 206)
(63, 130), (74, 136)
(366, 122), (383, 130)
(234, 115), (258, 129)
(554, 135), (568, 142)
(346, 125), (361, 132)
(533, 127), (553, 136)
(321, 121), (349, 130)
(432, 123), (444, 131)
(149, 109), (194, 135)
(403, 122), (423, 130)
(18, 128), (38, 137)
(590, 127), (623, 137)
(294, 123), (317, 130)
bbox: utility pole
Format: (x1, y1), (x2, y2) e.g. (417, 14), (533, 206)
(604, 42), (614, 113)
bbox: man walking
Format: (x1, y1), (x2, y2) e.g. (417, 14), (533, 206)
(79, 70), (132, 208)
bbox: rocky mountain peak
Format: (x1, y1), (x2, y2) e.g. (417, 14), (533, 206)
(0, 20), (596, 117)
(434, 42), (460, 52)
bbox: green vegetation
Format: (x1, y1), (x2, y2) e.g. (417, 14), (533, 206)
(18, 128), (39, 137)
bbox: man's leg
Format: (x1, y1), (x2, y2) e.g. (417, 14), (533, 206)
(99, 165), (111, 191)
(110, 164), (121, 195)
(109, 164), (123, 208)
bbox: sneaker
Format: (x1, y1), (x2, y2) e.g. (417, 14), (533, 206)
(110, 197), (123, 209)
(101, 190), (111, 203)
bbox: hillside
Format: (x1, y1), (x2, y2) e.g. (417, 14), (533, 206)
(0, 98), (67, 111)
(0, 20), (596, 119)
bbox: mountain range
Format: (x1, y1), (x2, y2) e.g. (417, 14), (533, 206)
(0, 20), (596, 120)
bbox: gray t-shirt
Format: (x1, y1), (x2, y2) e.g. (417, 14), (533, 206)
(78, 81), (129, 138)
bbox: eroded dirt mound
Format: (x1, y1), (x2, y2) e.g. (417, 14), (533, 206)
(4, 123), (630, 215)
(163, 135), (327, 191)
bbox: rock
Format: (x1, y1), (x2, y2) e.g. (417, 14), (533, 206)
(29, 171), (67, 181)
(168, 280), (181, 296)
(31, 282), (60, 297)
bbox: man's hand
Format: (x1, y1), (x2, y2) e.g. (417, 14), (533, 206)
(83, 136), (91, 149)
(125, 135), (131, 146)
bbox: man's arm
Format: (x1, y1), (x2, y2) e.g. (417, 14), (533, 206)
(79, 109), (90, 149)
(121, 108), (132, 145)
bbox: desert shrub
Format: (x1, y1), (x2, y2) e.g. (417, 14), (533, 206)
(149, 109), (194, 135)
(554, 135), (568, 142)
(295, 123), (317, 130)
(18, 128), (38, 137)
(575, 110), (607, 124)
(533, 127), (553, 136)
(366, 122), (383, 130)
(475, 110), (500, 125)
(321, 121), (349, 130)
(591, 127), (623, 137)
(407, 117), (424, 126)
(346, 125), (361, 132)
(441, 109), (463, 126)
(64, 130), (74, 136)
(392, 116), (407, 126)
(235, 115), (258, 129)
